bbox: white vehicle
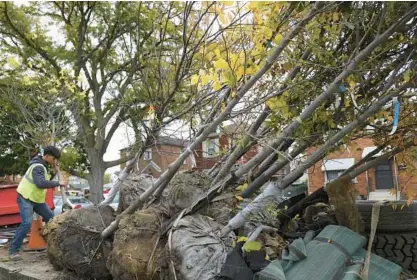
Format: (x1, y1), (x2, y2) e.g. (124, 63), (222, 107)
(103, 193), (120, 211)
(53, 196), (93, 216)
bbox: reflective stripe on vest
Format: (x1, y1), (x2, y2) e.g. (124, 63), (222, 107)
(17, 163), (49, 203)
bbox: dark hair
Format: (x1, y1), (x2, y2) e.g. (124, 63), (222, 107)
(43, 146), (61, 159)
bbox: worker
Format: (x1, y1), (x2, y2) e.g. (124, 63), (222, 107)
(8, 146), (66, 261)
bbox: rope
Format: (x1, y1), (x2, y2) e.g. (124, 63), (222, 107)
(361, 200), (387, 280)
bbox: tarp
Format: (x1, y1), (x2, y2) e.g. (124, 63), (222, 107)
(255, 225), (402, 280)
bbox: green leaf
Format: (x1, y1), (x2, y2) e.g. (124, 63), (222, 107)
(7, 57), (20, 69)
(273, 34), (284, 45)
(191, 74), (199, 85)
(214, 58), (229, 70)
(403, 69), (411, 82)
(243, 241), (262, 252)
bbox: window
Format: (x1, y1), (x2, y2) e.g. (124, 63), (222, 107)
(322, 158), (357, 184)
(324, 170), (358, 183)
(325, 170), (343, 182)
(207, 139), (216, 156)
(143, 148), (152, 161)
(202, 138), (219, 158)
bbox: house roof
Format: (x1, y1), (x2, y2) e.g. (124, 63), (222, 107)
(155, 136), (191, 147)
(321, 158), (355, 171)
(120, 136), (191, 153)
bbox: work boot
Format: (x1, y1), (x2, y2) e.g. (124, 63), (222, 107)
(9, 253), (22, 261)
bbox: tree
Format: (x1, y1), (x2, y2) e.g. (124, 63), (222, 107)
(0, 2), (232, 203)
(100, 1), (417, 238)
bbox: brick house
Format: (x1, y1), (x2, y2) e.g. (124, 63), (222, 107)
(120, 136), (193, 178)
(195, 125), (259, 171)
(307, 137), (417, 200)
(119, 127), (290, 181)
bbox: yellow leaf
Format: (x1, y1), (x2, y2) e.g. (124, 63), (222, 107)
(202, 75), (211, 86)
(249, 2), (258, 11)
(389, 188), (397, 196)
(236, 183), (248, 191)
(22, 76), (32, 85)
(213, 81), (222, 90)
(221, 101), (227, 112)
(231, 90), (237, 98)
(401, 204), (405, 210)
(275, 2), (283, 10)
(235, 195), (244, 201)
(273, 34), (284, 45)
(236, 66), (245, 79)
(246, 65), (260, 75)
(243, 241), (262, 252)
(191, 74), (199, 85)
(283, 62), (292, 71)
(332, 12), (339, 22)
(264, 27), (273, 38)
(403, 70), (411, 82)
(219, 14), (228, 25)
(215, 49), (222, 59)
(349, 80), (356, 88)
(221, 1), (234, 6)
(237, 236), (248, 243)
(7, 57), (20, 68)
(214, 58), (229, 70)
(391, 203), (398, 211)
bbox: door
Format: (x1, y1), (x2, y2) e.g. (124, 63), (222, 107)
(374, 159), (394, 190)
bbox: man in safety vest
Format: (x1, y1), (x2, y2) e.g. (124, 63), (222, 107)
(8, 146), (66, 261)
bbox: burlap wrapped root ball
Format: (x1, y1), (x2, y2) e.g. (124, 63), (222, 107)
(164, 171), (211, 212)
(118, 173), (155, 212)
(160, 214), (235, 280)
(107, 208), (168, 280)
(43, 205), (115, 279)
(163, 171), (234, 223)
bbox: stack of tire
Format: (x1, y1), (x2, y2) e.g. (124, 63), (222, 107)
(357, 200), (417, 271)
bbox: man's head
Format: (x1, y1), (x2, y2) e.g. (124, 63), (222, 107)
(42, 146), (61, 166)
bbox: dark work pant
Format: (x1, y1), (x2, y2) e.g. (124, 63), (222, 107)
(9, 195), (54, 254)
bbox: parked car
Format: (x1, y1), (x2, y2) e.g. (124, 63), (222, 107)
(53, 195), (93, 216)
(103, 192), (119, 211)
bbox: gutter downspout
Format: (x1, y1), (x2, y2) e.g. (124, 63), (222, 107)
(366, 170), (370, 200)
(393, 155), (400, 200)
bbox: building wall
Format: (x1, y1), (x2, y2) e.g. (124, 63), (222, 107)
(308, 137), (417, 198)
(195, 135), (229, 170)
(137, 144), (192, 177)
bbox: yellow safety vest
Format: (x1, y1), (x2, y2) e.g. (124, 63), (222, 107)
(17, 163), (50, 203)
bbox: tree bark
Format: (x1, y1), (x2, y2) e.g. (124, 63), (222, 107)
(242, 140), (313, 198)
(87, 149), (105, 204)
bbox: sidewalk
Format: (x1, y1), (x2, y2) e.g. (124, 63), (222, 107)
(0, 246), (64, 280)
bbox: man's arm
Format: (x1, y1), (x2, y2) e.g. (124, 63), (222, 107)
(32, 166), (60, 189)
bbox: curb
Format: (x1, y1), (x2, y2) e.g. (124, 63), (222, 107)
(0, 262), (51, 280)
(0, 263), (38, 280)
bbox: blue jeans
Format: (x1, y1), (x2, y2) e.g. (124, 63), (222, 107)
(9, 195), (54, 254)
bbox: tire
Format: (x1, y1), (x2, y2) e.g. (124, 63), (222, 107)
(371, 232), (417, 271)
(356, 200), (417, 233)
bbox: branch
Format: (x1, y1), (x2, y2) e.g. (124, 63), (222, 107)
(104, 152), (135, 169)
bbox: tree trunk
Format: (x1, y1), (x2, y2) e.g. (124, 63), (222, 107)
(87, 149), (105, 204)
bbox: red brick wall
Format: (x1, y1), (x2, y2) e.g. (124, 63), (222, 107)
(308, 137), (417, 198)
(308, 138), (374, 196)
(136, 144), (191, 177)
